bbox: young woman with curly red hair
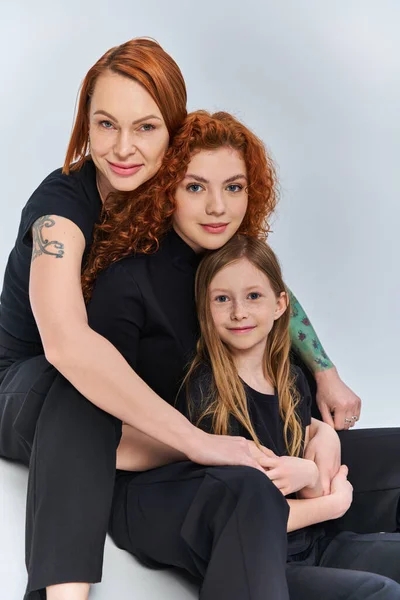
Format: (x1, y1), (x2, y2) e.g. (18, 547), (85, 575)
(85, 110), (293, 599)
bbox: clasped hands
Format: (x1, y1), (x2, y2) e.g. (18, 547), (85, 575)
(247, 419), (342, 497)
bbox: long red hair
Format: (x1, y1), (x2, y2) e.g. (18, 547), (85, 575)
(63, 38), (187, 174)
(82, 110), (279, 302)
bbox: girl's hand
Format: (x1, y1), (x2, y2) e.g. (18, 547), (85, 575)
(263, 455), (320, 496)
(304, 419), (341, 495)
(329, 465), (353, 518)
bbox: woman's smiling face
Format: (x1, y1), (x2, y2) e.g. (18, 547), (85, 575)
(89, 70), (169, 199)
(172, 147), (249, 253)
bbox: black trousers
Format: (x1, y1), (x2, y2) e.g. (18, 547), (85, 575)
(0, 332), (399, 598)
(0, 337), (121, 599)
(110, 461), (400, 600)
(292, 352), (400, 534)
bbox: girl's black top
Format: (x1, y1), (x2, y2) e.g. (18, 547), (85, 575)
(0, 160), (101, 351)
(176, 364), (312, 457)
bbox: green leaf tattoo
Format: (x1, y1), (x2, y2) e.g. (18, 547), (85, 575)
(288, 288), (334, 373)
(31, 216), (65, 262)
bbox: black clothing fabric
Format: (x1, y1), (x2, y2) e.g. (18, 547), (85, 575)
(292, 351), (400, 534)
(87, 229), (202, 405)
(111, 462), (291, 600)
(0, 159), (101, 346)
(177, 365), (322, 558)
(111, 464), (400, 600)
(285, 531), (400, 599)
(176, 365), (312, 457)
(0, 333), (121, 600)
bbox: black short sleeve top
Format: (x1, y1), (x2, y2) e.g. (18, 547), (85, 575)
(0, 160), (101, 350)
(177, 364), (312, 456)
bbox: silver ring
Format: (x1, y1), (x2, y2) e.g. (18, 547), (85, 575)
(344, 418), (353, 424)
(351, 416), (358, 421)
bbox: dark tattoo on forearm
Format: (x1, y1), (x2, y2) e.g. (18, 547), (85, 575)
(31, 216), (65, 262)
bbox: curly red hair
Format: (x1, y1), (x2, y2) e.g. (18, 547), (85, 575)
(82, 110), (279, 301)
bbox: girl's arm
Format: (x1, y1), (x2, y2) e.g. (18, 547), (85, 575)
(29, 216), (264, 471)
(287, 465), (352, 532)
(303, 418), (341, 495)
(288, 288), (361, 430)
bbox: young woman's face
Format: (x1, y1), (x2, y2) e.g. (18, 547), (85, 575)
(172, 147), (249, 252)
(89, 70), (169, 197)
(209, 258), (287, 355)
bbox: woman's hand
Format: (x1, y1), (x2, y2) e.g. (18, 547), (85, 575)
(315, 367), (361, 430)
(304, 418), (341, 495)
(188, 432), (277, 474)
(262, 455), (320, 496)
(329, 465), (353, 518)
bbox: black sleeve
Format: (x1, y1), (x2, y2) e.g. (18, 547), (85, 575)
(21, 170), (96, 248)
(86, 261), (145, 369)
(292, 365), (313, 430)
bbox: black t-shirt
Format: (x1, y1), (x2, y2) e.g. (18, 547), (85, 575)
(178, 364), (324, 558)
(177, 365), (312, 456)
(0, 160), (101, 351)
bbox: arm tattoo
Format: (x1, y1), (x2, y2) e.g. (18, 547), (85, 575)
(288, 288), (334, 373)
(31, 216), (65, 262)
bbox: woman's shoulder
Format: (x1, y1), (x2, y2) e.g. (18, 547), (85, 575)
(18, 160), (100, 247)
(92, 253), (151, 295)
(29, 159), (97, 201)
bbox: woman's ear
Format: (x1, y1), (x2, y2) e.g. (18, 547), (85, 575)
(274, 291), (288, 321)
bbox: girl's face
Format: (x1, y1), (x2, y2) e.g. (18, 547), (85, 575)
(89, 71), (169, 198)
(209, 258), (287, 355)
(172, 147), (249, 252)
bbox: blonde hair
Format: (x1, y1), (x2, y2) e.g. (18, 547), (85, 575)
(185, 235), (304, 457)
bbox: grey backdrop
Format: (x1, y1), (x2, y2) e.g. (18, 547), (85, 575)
(0, 2), (399, 596)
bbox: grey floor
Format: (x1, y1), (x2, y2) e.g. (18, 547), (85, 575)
(0, 459), (198, 599)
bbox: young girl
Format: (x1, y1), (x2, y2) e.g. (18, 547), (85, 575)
(177, 234), (400, 599)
